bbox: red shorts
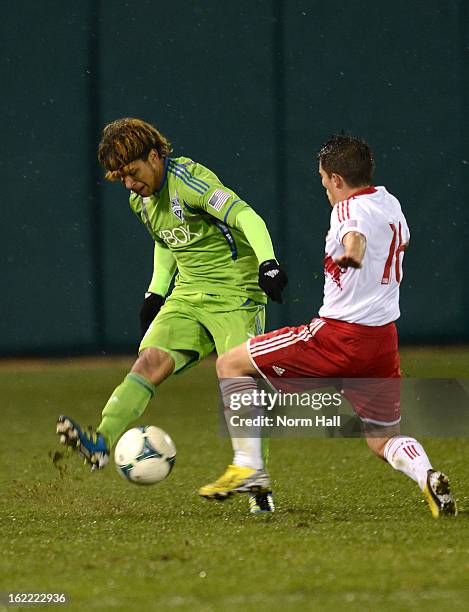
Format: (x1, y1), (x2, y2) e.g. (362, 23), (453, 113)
(247, 317), (401, 426)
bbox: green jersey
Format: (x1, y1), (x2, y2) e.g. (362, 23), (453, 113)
(129, 156), (269, 303)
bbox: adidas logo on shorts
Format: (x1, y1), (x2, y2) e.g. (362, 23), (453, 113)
(272, 365), (285, 376)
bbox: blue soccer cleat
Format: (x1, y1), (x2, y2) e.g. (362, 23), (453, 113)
(56, 415), (109, 470)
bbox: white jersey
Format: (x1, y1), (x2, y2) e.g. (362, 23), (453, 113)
(318, 186), (410, 326)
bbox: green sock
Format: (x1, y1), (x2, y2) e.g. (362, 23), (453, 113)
(97, 373), (156, 449)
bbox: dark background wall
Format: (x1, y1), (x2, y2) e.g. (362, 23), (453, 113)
(1, 0), (468, 356)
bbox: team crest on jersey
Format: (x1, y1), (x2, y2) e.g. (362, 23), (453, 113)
(171, 193), (184, 222)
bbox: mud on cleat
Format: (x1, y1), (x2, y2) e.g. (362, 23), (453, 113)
(56, 415), (109, 470)
(423, 469), (457, 518)
(198, 464), (271, 500)
(249, 491), (275, 514)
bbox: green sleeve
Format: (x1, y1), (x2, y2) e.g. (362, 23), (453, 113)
(178, 179), (276, 263)
(234, 208), (276, 264)
(147, 241), (178, 296)
(178, 180), (250, 226)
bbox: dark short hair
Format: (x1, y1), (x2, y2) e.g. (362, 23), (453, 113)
(317, 135), (374, 187)
(98, 118), (173, 181)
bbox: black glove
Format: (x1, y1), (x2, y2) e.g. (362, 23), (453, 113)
(139, 293), (165, 338)
(258, 259), (288, 303)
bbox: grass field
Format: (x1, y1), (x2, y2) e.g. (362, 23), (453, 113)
(1, 348), (469, 611)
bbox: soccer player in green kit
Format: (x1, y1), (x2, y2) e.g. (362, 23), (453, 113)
(56, 118), (287, 513)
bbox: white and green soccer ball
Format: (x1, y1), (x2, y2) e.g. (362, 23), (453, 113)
(114, 426), (176, 485)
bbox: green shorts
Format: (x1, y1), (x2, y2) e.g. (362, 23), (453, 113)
(139, 293), (265, 374)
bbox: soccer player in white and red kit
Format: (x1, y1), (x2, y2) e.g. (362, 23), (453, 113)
(204, 135), (456, 517)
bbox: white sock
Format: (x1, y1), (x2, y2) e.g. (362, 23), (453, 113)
(384, 436), (432, 490)
(220, 377), (263, 470)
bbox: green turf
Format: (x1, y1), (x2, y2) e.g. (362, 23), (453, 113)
(1, 349), (469, 611)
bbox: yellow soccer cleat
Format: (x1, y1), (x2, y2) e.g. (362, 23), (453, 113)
(423, 470), (457, 518)
(199, 464), (271, 500)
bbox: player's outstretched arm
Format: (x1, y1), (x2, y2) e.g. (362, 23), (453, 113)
(140, 242), (177, 338)
(335, 231), (366, 269)
(235, 209), (288, 303)
(176, 173), (287, 302)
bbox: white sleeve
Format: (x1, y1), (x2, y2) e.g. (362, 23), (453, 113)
(334, 200), (372, 244)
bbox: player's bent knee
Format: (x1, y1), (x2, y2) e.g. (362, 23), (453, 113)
(131, 348), (175, 386)
(216, 344), (256, 379)
(216, 351), (233, 378)
(216, 348), (246, 378)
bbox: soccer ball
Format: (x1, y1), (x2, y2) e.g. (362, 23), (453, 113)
(114, 425), (176, 485)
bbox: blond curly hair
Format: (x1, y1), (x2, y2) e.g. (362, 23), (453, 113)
(98, 118), (173, 181)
